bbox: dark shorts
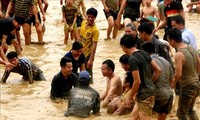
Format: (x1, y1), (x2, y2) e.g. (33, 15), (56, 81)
(30, 12), (42, 25)
(153, 95), (173, 114)
(123, 12), (139, 21)
(0, 33), (15, 45)
(76, 15), (83, 27)
(103, 10), (118, 20)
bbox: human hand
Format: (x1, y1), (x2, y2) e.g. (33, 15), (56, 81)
(104, 6), (109, 13)
(87, 59), (93, 69)
(0, 11), (5, 18)
(186, 3), (192, 8)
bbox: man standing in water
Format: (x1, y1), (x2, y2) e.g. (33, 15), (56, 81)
(101, 0), (119, 40)
(79, 7), (99, 83)
(167, 28), (200, 120)
(120, 34), (161, 120)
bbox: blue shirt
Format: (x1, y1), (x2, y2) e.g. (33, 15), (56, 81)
(181, 28), (197, 50)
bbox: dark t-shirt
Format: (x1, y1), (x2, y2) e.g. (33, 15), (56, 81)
(65, 86), (100, 118)
(64, 51), (85, 75)
(0, 17), (15, 35)
(164, 1), (183, 29)
(129, 50), (156, 101)
(50, 72), (77, 100)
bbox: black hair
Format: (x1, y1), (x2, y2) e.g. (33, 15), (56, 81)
(125, 23), (136, 31)
(119, 54), (129, 65)
(60, 57), (72, 67)
(14, 16), (25, 25)
(7, 51), (18, 59)
(102, 59), (115, 72)
(138, 22), (153, 35)
(72, 41), (83, 50)
(141, 42), (156, 54)
(171, 15), (185, 26)
(120, 34), (137, 48)
(167, 28), (182, 43)
(86, 7), (98, 17)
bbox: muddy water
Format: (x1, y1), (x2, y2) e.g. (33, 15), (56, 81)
(0, 0), (200, 120)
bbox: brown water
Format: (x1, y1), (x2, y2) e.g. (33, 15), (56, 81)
(0, 0), (200, 120)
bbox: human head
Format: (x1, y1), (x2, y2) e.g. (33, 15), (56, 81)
(119, 54), (130, 71)
(171, 15), (185, 30)
(101, 59), (115, 77)
(125, 23), (137, 38)
(60, 57), (73, 76)
(7, 51), (19, 67)
(71, 41), (83, 59)
(78, 70), (90, 86)
(86, 7), (98, 26)
(167, 28), (182, 47)
(141, 42), (156, 54)
(144, 0), (152, 6)
(138, 22), (153, 41)
(66, 0), (74, 6)
(13, 16), (24, 29)
(120, 34), (137, 54)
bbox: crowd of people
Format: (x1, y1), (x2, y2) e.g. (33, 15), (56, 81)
(1, 0), (200, 119)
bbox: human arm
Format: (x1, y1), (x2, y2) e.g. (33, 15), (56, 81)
(22, 60), (34, 84)
(93, 94), (100, 114)
(117, 0), (126, 21)
(38, 0), (46, 21)
(101, 0), (109, 13)
(186, 1), (200, 7)
(101, 77), (121, 108)
(1, 70), (11, 83)
(1, 34), (8, 53)
(31, 5), (39, 27)
(153, 17), (167, 33)
(5, 1), (14, 17)
(70, 12), (77, 31)
(196, 52), (200, 73)
(80, 0), (86, 18)
(87, 42), (97, 69)
(174, 52), (184, 81)
(50, 76), (58, 101)
(154, 7), (160, 28)
(0, 0), (4, 18)
(150, 60), (161, 82)
(125, 70), (140, 108)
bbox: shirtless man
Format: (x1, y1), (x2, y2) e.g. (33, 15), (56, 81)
(139, 0), (159, 28)
(100, 59), (123, 108)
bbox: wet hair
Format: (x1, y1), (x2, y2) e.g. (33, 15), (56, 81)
(102, 59), (115, 72)
(167, 28), (182, 43)
(125, 71), (133, 88)
(120, 34), (137, 48)
(86, 7), (98, 17)
(7, 51), (18, 59)
(141, 42), (156, 54)
(119, 54), (129, 65)
(171, 15), (185, 26)
(138, 22), (153, 35)
(60, 57), (72, 67)
(125, 23), (136, 31)
(72, 41), (83, 50)
(14, 16), (25, 25)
